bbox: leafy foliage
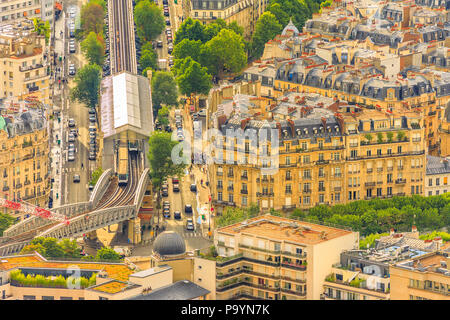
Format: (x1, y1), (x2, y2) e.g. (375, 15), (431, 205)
(21, 237), (81, 258)
(70, 64), (102, 108)
(217, 204), (260, 227)
(290, 194), (450, 237)
(90, 167), (104, 186)
(151, 71), (179, 108)
(147, 131), (187, 190)
(201, 29), (247, 77)
(0, 213), (15, 236)
(9, 269), (95, 289)
(134, 0), (165, 41)
(250, 12), (282, 59)
(81, 0), (105, 36)
(139, 47), (158, 73)
(95, 247), (121, 261)
(81, 32), (105, 66)
(175, 57), (212, 96)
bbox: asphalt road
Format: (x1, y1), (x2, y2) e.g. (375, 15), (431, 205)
(60, 0), (96, 205)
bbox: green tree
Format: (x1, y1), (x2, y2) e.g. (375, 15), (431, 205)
(174, 18), (207, 44)
(81, 32), (105, 65)
(251, 12), (282, 59)
(20, 243), (46, 256)
(32, 18), (50, 43)
(201, 29), (247, 77)
(267, 3), (290, 29)
(173, 39), (203, 62)
(70, 64), (102, 109)
(134, 0), (165, 41)
(96, 247), (122, 261)
(139, 48), (158, 73)
(227, 21), (244, 36)
(377, 132), (384, 143)
(151, 71), (179, 108)
(90, 167), (104, 186)
(176, 57), (212, 96)
(157, 105), (170, 127)
(0, 213), (15, 236)
(147, 131), (187, 189)
(81, 1), (105, 35)
(60, 239), (80, 258)
(386, 131), (394, 142)
(42, 238), (65, 258)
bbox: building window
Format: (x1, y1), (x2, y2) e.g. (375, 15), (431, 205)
(436, 178), (440, 186)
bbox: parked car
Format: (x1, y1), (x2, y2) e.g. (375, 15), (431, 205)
(69, 129), (78, 137)
(89, 152), (96, 160)
(88, 108), (96, 115)
(174, 211), (181, 220)
(89, 131), (96, 139)
(157, 41), (163, 47)
(190, 184), (197, 192)
(68, 118), (76, 127)
(172, 176), (179, 184)
(68, 133), (75, 142)
(186, 219), (194, 231)
(162, 188), (168, 197)
(89, 115), (96, 122)
(184, 204), (192, 213)
(173, 183), (180, 192)
(73, 174), (80, 183)
(165, 19), (170, 26)
(68, 143), (75, 152)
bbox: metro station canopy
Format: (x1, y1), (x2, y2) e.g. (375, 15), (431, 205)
(100, 71), (153, 140)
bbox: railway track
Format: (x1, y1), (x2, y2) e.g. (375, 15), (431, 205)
(109, 0), (137, 74)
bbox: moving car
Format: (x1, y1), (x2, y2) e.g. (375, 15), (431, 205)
(172, 176), (179, 184)
(174, 211), (181, 220)
(157, 40), (163, 47)
(163, 209), (170, 218)
(186, 219), (194, 231)
(184, 204), (192, 214)
(68, 64), (76, 76)
(173, 183), (180, 192)
(68, 150), (75, 161)
(198, 109), (207, 117)
(190, 184), (197, 192)
(73, 174), (80, 183)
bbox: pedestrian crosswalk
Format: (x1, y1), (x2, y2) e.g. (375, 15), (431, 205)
(182, 231), (203, 238)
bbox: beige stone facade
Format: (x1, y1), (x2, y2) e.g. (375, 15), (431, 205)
(0, 21), (51, 104)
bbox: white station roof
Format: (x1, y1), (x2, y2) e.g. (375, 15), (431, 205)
(113, 72), (142, 129)
(100, 71), (153, 139)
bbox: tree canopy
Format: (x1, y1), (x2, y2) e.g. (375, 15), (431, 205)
(81, 31), (105, 66)
(21, 237), (81, 258)
(134, 0), (165, 42)
(250, 12), (283, 59)
(96, 247), (121, 261)
(139, 47), (158, 74)
(201, 29), (247, 77)
(175, 57), (212, 96)
(0, 213), (15, 236)
(70, 64), (102, 109)
(173, 39), (203, 62)
(290, 194), (450, 237)
(81, 0), (105, 35)
(32, 18), (50, 43)
(151, 71), (179, 108)
(148, 131), (187, 189)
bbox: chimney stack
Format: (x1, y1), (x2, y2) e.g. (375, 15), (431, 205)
(433, 237), (443, 250)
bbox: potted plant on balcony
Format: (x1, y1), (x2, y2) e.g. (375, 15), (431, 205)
(363, 133), (373, 145)
(386, 132), (394, 143)
(377, 132), (384, 143)
(397, 131), (406, 141)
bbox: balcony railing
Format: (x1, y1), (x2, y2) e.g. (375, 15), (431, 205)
(216, 172), (223, 176)
(239, 244), (281, 255)
(280, 288), (307, 297)
(282, 204), (296, 210)
(365, 182), (376, 187)
(241, 176), (248, 181)
(281, 262), (307, 271)
(240, 189), (248, 194)
(227, 186), (234, 191)
(395, 179), (406, 184)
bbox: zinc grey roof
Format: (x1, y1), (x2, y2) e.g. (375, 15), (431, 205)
(426, 155), (450, 175)
(153, 231), (186, 256)
(127, 280), (210, 300)
(130, 265), (172, 278)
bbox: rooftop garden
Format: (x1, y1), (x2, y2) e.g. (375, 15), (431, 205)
(9, 269), (96, 289)
(91, 281), (128, 294)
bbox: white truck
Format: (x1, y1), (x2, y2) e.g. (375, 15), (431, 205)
(158, 59), (167, 70)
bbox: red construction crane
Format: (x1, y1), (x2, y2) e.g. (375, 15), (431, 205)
(0, 197), (70, 225)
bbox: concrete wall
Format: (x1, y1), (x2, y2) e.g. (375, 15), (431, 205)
(193, 257), (217, 300)
(308, 231), (359, 300)
(129, 268), (173, 289)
